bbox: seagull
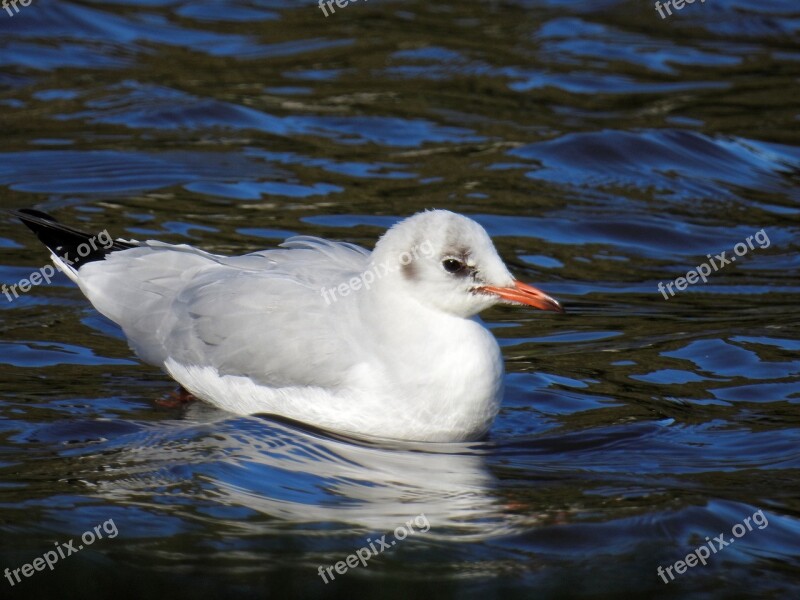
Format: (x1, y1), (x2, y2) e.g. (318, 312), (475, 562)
(13, 208), (563, 442)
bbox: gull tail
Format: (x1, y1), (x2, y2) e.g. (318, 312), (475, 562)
(11, 208), (135, 282)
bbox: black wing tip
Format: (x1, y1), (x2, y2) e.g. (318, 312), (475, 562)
(11, 207), (135, 269)
(9, 208), (58, 221)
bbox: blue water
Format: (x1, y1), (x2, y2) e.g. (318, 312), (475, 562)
(1, 1), (799, 598)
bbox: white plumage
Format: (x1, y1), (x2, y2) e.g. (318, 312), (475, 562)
(26, 209), (562, 442)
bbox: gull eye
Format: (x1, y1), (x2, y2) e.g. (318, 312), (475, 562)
(442, 258), (465, 274)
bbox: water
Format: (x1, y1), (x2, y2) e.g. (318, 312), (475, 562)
(1, 1), (799, 598)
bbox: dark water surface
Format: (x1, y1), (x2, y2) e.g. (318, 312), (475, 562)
(1, 1), (799, 598)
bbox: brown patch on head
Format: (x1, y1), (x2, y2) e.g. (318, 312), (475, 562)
(400, 236), (428, 281)
(401, 259), (418, 281)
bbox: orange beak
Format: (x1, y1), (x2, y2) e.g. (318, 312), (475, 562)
(479, 280), (564, 312)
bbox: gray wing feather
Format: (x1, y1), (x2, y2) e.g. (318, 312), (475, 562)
(75, 237), (371, 383)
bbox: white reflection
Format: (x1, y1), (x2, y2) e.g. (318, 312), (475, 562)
(95, 401), (535, 541)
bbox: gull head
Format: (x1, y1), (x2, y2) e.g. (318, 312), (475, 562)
(370, 210), (563, 318)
